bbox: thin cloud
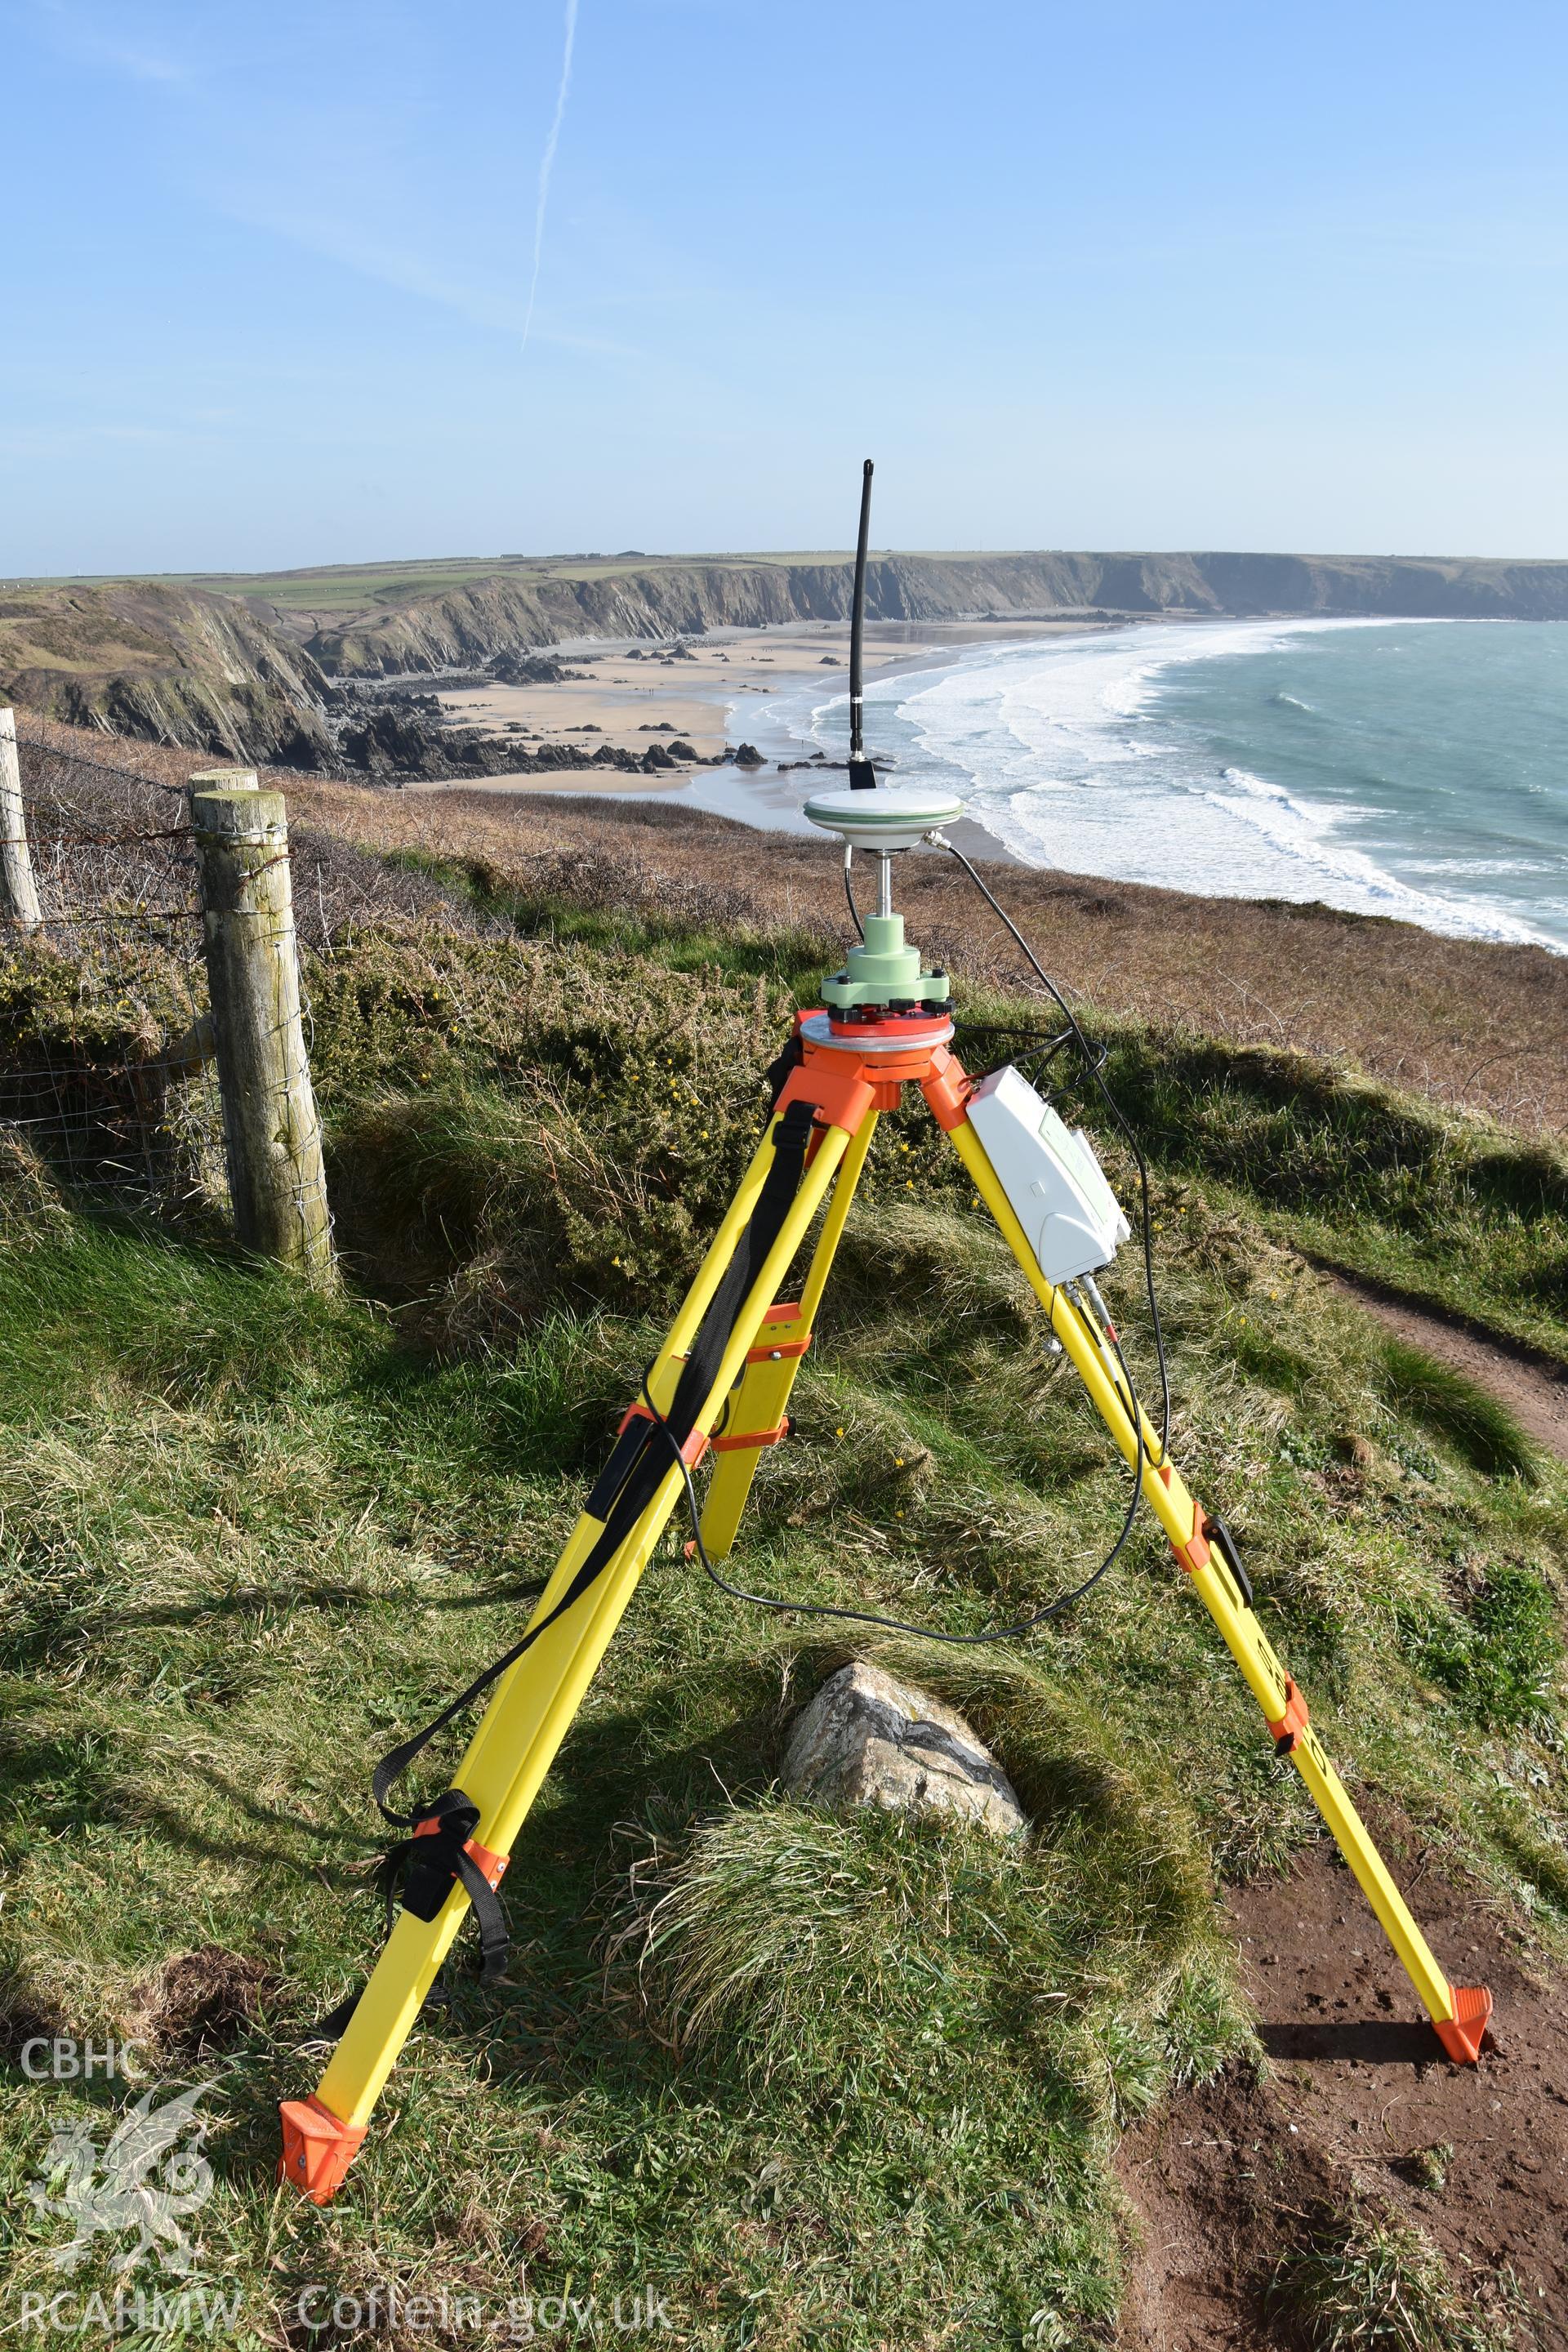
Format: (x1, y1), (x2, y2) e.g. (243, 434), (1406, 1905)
(225, 200), (653, 367)
(521, 0), (580, 354)
(86, 38), (189, 82)
(29, 1), (195, 85)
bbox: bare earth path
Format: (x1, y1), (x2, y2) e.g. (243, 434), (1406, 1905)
(1330, 1270), (1568, 1463)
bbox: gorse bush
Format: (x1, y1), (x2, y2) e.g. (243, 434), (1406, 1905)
(1087, 1027), (1568, 1233)
(297, 926), (1568, 1365)
(309, 927), (793, 1330)
(1062, 1020), (1568, 1361)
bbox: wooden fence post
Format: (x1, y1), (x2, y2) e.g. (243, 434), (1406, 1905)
(189, 764), (258, 799)
(0, 710), (43, 932)
(190, 779), (336, 1285)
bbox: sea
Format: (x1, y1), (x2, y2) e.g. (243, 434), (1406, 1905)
(702, 617), (1568, 954)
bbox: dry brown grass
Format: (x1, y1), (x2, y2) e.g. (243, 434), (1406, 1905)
(291, 773), (1568, 1135)
(17, 713), (1568, 1131)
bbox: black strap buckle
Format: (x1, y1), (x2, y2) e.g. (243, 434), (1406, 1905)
(383, 1787), (510, 1979)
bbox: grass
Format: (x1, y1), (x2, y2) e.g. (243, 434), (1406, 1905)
(129, 550), (1029, 620)
(0, 885), (1563, 2342)
(1069, 1017), (1568, 1360)
(1270, 2196), (1517, 2352)
(1381, 1340), (1540, 1483)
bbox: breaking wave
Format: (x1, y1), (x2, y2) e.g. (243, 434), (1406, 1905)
(747, 614), (1566, 951)
(884, 619), (1563, 951)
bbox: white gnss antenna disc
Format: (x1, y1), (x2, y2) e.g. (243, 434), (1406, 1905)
(804, 782), (965, 850)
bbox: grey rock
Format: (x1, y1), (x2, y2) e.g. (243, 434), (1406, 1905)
(782, 1662), (1024, 1839)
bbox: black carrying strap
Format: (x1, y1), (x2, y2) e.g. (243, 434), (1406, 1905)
(763, 1030), (804, 1110)
(355, 1093), (822, 1985)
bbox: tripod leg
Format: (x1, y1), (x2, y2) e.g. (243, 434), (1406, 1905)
(700, 1108), (880, 1558)
(942, 1110), (1492, 2065)
(279, 1108), (853, 2199)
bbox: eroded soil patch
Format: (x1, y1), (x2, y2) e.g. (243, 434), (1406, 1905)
(124, 1943), (277, 2062)
(1118, 1842), (1568, 2349)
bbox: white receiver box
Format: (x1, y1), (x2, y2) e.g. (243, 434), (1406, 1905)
(966, 1064), (1130, 1285)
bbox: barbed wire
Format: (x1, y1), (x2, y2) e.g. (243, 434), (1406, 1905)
(0, 726), (502, 1238)
(12, 727), (194, 795)
(0, 733), (222, 1220)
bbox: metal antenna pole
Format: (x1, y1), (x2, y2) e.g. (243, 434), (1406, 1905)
(849, 459), (875, 791)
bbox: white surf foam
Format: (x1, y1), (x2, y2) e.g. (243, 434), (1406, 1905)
(889, 620), (1555, 951)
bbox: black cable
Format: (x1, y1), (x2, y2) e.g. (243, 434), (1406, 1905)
(639, 1272), (1146, 1646)
(952, 1018), (1079, 1089)
(938, 839), (1171, 1456)
(843, 849), (865, 942)
(635, 850), (1170, 1646)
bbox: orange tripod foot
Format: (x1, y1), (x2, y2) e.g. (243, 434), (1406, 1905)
(1433, 1984), (1494, 2065)
(279, 2095), (367, 2202)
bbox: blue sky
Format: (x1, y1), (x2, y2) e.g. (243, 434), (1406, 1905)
(5, 0), (1568, 572)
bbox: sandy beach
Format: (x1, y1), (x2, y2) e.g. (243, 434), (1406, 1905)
(428, 618), (1105, 809)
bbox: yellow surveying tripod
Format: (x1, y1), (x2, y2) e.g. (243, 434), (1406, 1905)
(278, 773), (1492, 2204)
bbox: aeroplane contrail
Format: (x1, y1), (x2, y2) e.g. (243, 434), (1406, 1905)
(521, 0), (580, 354)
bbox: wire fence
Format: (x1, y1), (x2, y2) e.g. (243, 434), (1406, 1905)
(0, 724), (227, 1221)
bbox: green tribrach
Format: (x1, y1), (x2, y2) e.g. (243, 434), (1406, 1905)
(815, 910), (952, 1015)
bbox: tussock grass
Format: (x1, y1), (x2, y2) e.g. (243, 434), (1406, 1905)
(610, 1639), (1236, 2114)
(1270, 2196), (1516, 2352)
(608, 1793), (1237, 2123)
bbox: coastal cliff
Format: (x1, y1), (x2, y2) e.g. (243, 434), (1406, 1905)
(310, 549), (1568, 675)
(8, 550), (1568, 758)
(0, 581), (338, 764)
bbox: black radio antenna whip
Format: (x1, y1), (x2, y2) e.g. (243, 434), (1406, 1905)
(848, 457), (876, 790)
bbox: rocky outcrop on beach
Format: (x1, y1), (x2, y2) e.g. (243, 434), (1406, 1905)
(338, 706), (728, 785)
(487, 650), (590, 686)
(0, 581), (339, 765)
